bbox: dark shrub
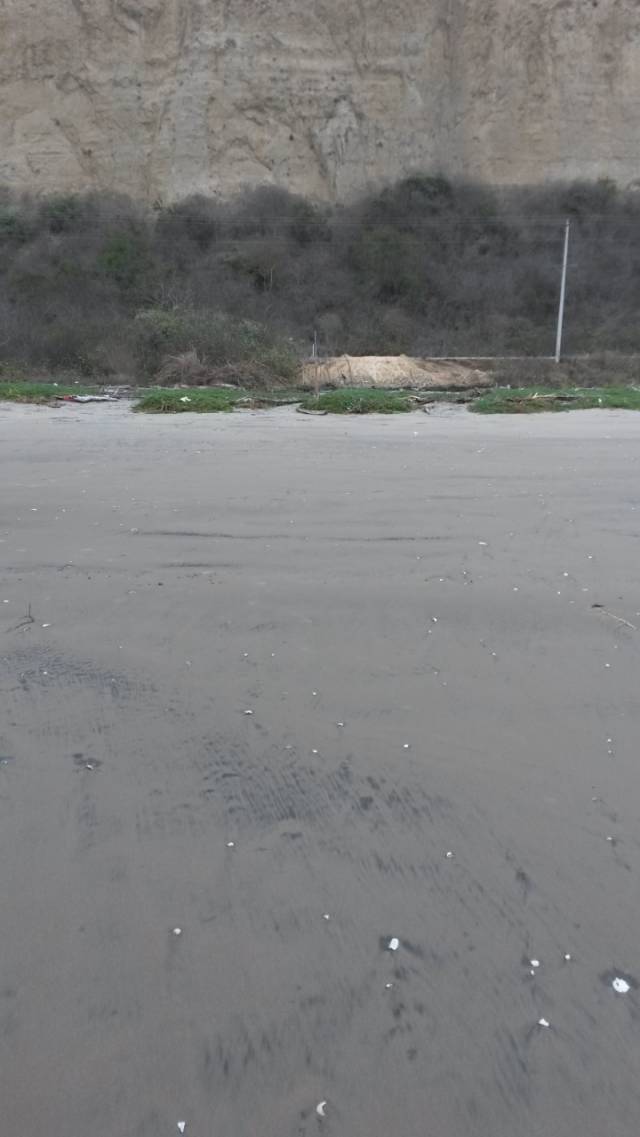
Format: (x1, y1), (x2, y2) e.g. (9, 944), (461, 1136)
(1, 177), (640, 377)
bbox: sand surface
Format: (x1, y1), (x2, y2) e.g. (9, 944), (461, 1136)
(1, 402), (639, 1137)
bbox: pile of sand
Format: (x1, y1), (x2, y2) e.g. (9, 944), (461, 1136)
(301, 355), (491, 391)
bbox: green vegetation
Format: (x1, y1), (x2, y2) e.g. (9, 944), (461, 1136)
(479, 354), (640, 390)
(138, 384), (640, 416)
(0, 379), (94, 403)
(4, 376), (640, 416)
(134, 388), (239, 413)
(133, 387), (305, 413)
(300, 388), (413, 413)
(470, 387), (640, 414)
(132, 309), (299, 384)
(2, 178), (640, 382)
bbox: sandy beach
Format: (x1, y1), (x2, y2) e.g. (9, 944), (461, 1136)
(1, 401), (639, 1137)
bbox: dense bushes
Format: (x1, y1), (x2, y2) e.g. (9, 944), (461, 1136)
(1, 176), (640, 381)
(132, 308), (299, 383)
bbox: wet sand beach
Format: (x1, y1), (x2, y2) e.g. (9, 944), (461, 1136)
(1, 402), (639, 1136)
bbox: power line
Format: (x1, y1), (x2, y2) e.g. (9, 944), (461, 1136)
(4, 209), (640, 228)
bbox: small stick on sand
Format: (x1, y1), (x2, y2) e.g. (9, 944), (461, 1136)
(592, 604), (637, 631)
(9, 602), (34, 632)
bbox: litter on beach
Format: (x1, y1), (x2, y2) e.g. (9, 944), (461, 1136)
(59, 394), (116, 403)
(612, 977), (630, 994)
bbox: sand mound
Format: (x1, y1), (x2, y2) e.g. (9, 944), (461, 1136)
(301, 355), (490, 391)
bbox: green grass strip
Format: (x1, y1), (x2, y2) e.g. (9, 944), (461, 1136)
(470, 386), (640, 414)
(0, 381), (95, 403)
(300, 388), (413, 414)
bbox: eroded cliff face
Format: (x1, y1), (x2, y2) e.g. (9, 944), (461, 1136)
(1, 1), (639, 202)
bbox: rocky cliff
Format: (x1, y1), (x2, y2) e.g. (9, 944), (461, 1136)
(2, 1), (639, 202)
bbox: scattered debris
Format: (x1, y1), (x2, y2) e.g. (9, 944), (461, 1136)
(323, 913), (331, 921)
(564, 953), (572, 962)
(388, 937), (400, 952)
(385, 982), (394, 989)
(612, 977), (631, 994)
(10, 602), (34, 632)
(172, 927), (182, 937)
(403, 743), (410, 750)
(530, 959), (540, 969)
(179, 396), (191, 404)
(538, 1018), (550, 1028)
(59, 394), (116, 403)
(445, 851), (454, 859)
(177, 1123), (186, 1134)
(42, 623), (51, 628)
(600, 968), (637, 993)
(103, 385), (133, 399)
(591, 604), (637, 630)
(336, 721), (345, 728)
(244, 709), (253, 715)
(316, 1101), (327, 1118)
(226, 841), (235, 848)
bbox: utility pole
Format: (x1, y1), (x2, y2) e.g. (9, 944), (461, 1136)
(555, 219), (570, 363)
